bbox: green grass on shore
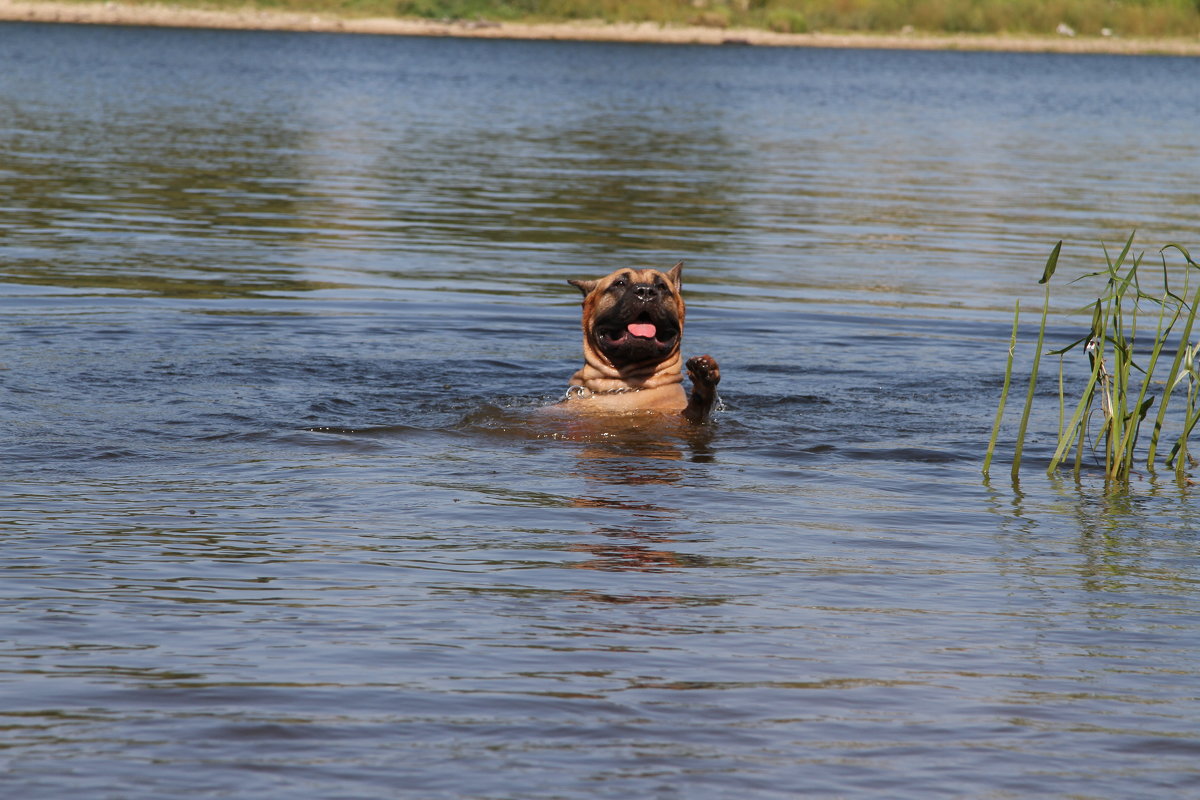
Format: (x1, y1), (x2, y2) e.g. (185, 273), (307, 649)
(116, 0), (1200, 38)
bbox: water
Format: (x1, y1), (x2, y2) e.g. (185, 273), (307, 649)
(3, 21), (1200, 798)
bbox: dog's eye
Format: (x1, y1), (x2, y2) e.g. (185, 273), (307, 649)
(612, 278), (627, 288)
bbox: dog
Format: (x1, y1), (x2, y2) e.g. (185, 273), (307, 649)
(561, 261), (720, 423)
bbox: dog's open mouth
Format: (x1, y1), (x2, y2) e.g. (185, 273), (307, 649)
(597, 314), (679, 358)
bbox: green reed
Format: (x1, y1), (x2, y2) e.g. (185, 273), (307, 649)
(985, 234), (1200, 486)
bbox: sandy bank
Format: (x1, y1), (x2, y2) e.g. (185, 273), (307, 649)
(3, 0), (1200, 55)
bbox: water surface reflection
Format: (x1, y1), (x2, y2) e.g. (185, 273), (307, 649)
(3, 21), (1200, 800)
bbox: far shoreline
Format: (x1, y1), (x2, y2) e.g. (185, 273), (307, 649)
(3, 0), (1200, 55)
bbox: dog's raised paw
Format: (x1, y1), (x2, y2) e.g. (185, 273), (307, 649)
(686, 355), (720, 388)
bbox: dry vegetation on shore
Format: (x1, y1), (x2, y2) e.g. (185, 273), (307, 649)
(116, 0), (1200, 38)
(3, 0), (1200, 53)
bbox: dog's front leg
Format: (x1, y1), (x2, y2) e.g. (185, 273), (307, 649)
(682, 355), (721, 424)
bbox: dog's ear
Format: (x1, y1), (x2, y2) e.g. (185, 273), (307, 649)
(666, 261), (683, 291)
(568, 278), (598, 296)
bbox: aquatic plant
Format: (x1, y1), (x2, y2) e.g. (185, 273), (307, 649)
(985, 233), (1200, 486)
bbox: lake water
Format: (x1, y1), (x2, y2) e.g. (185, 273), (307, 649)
(3, 20), (1200, 798)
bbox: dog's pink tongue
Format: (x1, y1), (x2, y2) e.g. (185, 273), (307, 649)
(627, 323), (657, 338)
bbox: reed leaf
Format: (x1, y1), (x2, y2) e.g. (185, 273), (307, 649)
(1047, 297), (1106, 475)
(983, 300), (1020, 479)
(1146, 279), (1200, 469)
(1011, 242), (1060, 481)
(1114, 291), (1172, 477)
(1039, 240), (1063, 285)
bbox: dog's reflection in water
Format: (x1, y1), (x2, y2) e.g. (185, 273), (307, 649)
(551, 413), (719, 577)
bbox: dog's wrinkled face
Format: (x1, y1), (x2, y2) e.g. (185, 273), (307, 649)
(569, 263), (685, 370)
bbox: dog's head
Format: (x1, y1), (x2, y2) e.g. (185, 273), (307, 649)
(569, 262), (685, 372)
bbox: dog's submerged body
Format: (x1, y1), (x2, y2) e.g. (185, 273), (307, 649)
(560, 262), (720, 423)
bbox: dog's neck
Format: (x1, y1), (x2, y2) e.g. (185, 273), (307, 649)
(568, 350), (684, 395)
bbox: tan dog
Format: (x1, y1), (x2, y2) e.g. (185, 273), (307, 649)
(562, 262), (720, 423)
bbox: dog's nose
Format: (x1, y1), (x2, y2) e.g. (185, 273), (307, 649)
(633, 283), (658, 301)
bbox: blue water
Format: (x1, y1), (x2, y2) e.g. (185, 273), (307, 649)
(3, 21), (1200, 798)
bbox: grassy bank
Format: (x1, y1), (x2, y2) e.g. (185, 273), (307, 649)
(35, 0), (1200, 38)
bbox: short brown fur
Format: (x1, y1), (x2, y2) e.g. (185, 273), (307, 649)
(563, 262), (720, 423)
